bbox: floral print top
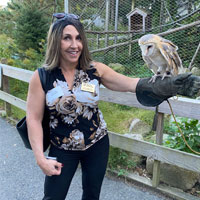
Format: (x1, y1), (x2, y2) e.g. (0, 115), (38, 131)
(41, 66), (107, 150)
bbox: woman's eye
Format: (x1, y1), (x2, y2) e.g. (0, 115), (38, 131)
(63, 36), (70, 40)
(76, 36), (81, 40)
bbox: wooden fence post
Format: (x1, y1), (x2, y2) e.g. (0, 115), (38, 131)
(152, 112), (164, 187)
(1, 60), (11, 116)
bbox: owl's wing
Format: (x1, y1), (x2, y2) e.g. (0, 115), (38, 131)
(143, 55), (157, 74)
(158, 39), (182, 75)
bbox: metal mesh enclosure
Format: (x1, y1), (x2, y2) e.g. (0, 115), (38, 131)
(68, 0), (200, 77)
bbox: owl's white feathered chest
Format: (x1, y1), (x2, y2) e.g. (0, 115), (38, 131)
(143, 51), (168, 75)
(149, 52), (166, 66)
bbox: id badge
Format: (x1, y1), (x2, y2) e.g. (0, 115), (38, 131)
(81, 82), (95, 93)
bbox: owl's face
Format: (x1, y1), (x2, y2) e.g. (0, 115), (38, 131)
(139, 43), (156, 57)
(138, 34), (161, 57)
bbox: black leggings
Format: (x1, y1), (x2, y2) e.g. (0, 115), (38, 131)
(43, 135), (109, 200)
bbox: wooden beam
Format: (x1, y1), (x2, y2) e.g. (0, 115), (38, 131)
(0, 64), (33, 83)
(100, 87), (200, 120)
(100, 87), (155, 110)
(120, 171), (200, 200)
(108, 131), (200, 173)
(0, 90), (26, 111)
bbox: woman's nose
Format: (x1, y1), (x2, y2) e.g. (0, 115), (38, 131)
(70, 39), (78, 48)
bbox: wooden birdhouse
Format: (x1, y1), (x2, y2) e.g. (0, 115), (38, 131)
(126, 8), (151, 32)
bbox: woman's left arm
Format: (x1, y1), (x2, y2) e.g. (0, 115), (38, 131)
(94, 62), (139, 93)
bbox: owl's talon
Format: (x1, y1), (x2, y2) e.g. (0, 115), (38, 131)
(149, 74), (162, 83)
(161, 72), (172, 80)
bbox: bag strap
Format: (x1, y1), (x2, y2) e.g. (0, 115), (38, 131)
(38, 68), (47, 93)
(38, 68), (49, 115)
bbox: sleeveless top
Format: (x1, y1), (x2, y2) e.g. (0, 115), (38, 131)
(42, 65), (108, 151)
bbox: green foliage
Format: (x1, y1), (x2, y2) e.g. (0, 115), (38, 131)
(11, 106), (26, 120)
(21, 47), (45, 70)
(0, 34), (17, 59)
(164, 117), (200, 154)
(108, 63), (125, 74)
(14, 2), (49, 52)
(10, 78), (29, 101)
(108, 147), (136, 176)
(0, 34), (45, 70)
(165, 27), (200, 68)
(166, 0), (177, 19)
(124, 63), (153, 78)
(0, 0), (65, 71)
(135, 0), (162, 27)
(0, 8), (15, 37)
(118, 0), (132, 25)
(0, 0), (65, 52)
(71, 0), (105, 19)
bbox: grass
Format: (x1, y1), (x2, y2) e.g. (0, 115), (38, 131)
(99, 101), (155, 134)
(11, 106), (26, 120)
(0, 100), (25, 120)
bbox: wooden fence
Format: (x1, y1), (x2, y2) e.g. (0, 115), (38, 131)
(0, 64), (200, 200)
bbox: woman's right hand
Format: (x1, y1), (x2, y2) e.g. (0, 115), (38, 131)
(37, 157), (63, 176)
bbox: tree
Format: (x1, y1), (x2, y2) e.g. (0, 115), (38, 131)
(14, 2), (49, 52)
(118, 0), (132, 25)
(0, 0), (64, 51)
(0, 34), (17, 59)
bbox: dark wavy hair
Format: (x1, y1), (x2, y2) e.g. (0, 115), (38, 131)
(43, 17), (91, 70)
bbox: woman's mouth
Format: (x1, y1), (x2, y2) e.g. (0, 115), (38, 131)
(67, 51), (79, 55)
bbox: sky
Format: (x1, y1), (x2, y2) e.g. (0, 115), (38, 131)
(0, 0), (10, 7)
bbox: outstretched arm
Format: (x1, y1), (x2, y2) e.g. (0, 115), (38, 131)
(94, 62), (200, 106)
(94, 62), (140, 93)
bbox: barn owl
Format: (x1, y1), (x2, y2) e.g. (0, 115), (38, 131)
(138, 34), (183, 82)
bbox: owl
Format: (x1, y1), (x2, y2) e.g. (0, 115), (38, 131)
(138, 34), (183, 82)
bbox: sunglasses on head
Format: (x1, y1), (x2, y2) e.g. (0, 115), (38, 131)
(53, 13), (80, 21)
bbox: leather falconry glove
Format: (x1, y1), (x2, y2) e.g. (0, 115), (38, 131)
(136, 73), (200, 107)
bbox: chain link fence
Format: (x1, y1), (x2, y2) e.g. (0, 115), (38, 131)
(68, 0), (200, 77)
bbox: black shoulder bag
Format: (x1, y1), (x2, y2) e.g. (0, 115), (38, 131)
(16, 68), (50, 152)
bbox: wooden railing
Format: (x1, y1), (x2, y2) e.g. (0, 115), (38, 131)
(1, 64), (200, 199)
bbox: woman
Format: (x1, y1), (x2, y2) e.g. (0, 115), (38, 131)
(26, 13), (200, 200)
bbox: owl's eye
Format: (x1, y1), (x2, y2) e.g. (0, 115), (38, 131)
(147, 45), (153, 50)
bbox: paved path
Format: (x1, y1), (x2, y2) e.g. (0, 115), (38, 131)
(0, 117), (171, 200)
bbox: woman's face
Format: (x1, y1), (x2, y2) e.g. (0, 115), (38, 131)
(60, 25), (83, 66)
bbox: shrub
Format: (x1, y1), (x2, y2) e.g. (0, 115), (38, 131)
(164, 117), (200, 154)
